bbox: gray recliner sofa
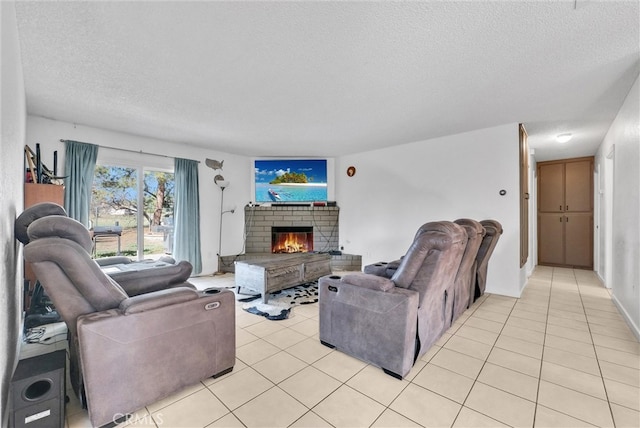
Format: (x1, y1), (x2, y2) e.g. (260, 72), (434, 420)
(450, 218), (485, 323)
(473, 219), (503, 303)
(23, 215), (235, 427)
(15, 202), (194, 296)
(318, 221), (467, 379)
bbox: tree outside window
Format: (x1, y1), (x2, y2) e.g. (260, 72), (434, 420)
(91, 165), (174, 258)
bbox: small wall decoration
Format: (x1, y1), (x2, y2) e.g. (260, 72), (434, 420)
(346, 166), (356, 177)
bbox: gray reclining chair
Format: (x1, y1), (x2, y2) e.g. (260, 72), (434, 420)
(95, 255), (193, 295)
(23, 215), (235, 427)
(15, 202), (194, 296)
(319, 221), (467, 379)
(362, 222), (444, 278)
(472, 219), (503, 304)
(450, 219), (485, 323)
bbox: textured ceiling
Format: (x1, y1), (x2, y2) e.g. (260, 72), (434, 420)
(14, 1), (640, 160)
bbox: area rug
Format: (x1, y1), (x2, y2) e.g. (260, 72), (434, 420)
(238, 281), (318, 321)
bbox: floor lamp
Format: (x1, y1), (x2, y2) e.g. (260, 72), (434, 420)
(215, 175), (230, 275)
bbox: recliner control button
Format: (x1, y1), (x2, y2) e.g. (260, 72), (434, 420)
(205, 302), (220, 310)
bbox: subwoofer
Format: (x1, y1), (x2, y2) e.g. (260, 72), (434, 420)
(9, 350), (66, 428)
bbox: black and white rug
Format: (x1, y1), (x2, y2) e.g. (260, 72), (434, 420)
(238, 281), (318, 320)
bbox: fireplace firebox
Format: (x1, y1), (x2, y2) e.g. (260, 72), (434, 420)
(272, 226), (313, 253)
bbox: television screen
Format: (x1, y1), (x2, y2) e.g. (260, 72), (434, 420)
(254, 159), (328, 203)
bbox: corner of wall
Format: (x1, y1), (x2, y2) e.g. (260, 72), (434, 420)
(612, 295), (640, 341)
(1, 1), (27, 425)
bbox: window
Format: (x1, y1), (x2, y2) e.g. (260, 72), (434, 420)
(91, 163), (174, 260)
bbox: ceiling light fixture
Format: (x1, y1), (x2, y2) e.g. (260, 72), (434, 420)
(556, 133), (573, 143)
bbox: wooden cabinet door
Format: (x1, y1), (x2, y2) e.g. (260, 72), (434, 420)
(565, 213), (593, 268)
(538, 163), (564, 212)
(538, 213), (565, 265)
(565, 160), (592, 213)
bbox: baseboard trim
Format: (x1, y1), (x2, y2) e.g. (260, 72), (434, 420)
(611, 294), (640, 341)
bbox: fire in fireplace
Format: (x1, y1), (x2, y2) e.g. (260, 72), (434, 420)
(272, 226), (313, 253)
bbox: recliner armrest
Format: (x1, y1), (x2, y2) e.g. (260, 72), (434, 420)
(109, 261), (194, 296)
(120, 287), (199, 314)
(363, 259), (402, 279)
(342, 273), (395, 292)
(387, 259), (401, 269)
(95, 256), (133, 266)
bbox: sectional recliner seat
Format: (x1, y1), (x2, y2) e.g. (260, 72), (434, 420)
(16, 206), (236, 427)
(364, 218), (502, 309)
(450, 218), (485, 322)
(474, 219), (504, 301)
(322, 219), (502, 378)
(318, 221), (468, 379)
(15, 202), (194, 295)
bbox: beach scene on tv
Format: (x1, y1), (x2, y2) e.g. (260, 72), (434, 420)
(255, 159), (328, 203)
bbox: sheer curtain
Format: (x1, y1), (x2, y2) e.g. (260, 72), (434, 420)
(63, 140), (98, 227)
(173, 158), (202, 274)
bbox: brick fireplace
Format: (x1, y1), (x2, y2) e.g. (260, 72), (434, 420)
(244, 205), (339, 254)
(218, 204), (361, 272)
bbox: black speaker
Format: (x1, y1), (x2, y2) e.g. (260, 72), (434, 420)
(9, 350), (66, 428)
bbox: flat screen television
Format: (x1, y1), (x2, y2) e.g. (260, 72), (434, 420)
(253, 159), (330, 204)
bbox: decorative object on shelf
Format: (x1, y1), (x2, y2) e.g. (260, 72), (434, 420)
(24, 145), (66, 185)
(346, 166), (356, 177)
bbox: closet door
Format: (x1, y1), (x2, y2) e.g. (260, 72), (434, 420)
(565, 213), (593, 268)
(538, 163), (564, 212)
(564, 159), (593, 268)
(537, 157), (593, 269)
(565, 160), (592, 212)
(538, 213), (565, 265)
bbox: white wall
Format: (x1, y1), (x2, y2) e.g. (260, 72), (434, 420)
(595, 74), (640, 338)
(25, 117), (532, 300)
(26, 116), (250, 275)
(336, 123), (526, 297)
(0, 1), (27, 425)
(26, 118), (532, 299)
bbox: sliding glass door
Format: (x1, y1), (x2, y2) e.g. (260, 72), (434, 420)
(91, 164), (174, 260)
(143, 170), (175, 257)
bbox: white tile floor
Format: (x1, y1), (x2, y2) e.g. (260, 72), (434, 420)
(65, 267), (640, 427)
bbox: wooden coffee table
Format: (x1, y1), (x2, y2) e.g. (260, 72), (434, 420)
(235, 253), (332, 303)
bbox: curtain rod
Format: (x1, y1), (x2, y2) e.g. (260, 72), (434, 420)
(59, 139), (200, 163)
